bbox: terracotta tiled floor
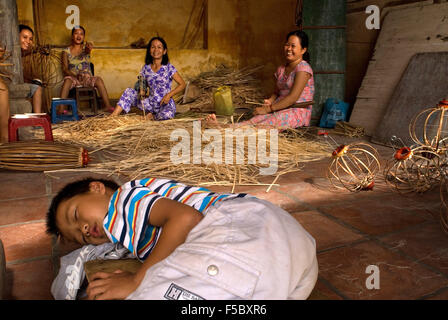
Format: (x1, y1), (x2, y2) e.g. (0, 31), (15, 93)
(0, 138), (447, 300)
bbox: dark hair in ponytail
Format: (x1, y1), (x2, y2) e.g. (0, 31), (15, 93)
(286, 30), (310, 63)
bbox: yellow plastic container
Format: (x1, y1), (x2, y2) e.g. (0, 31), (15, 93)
(213, 86), (234, 116)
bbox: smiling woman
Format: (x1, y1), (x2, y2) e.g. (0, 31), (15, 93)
(111, 36), (186, 120)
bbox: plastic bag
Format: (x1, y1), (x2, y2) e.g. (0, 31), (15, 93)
(319, 98), (349, 128)
(213, 86), (234, 116)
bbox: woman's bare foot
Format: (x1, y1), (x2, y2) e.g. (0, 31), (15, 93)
(204, 113), (222, 128)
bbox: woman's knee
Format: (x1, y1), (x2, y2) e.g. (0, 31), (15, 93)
(156, 109), (175, 121)
(94, 77), (104, 86)
(63, 78), (73, 88)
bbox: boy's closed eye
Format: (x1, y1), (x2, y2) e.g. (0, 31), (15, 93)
(73, 207), (87, 245)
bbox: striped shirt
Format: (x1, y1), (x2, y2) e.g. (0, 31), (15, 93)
(102, 178), (250, 260)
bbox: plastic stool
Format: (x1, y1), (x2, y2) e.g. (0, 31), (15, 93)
(51, 98), (79, 123)
(8, 114), (54, 142)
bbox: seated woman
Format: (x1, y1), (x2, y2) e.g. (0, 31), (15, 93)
(60, 26), (114, 112)
(19, 24), (43, 113)
(208, 30), (314, 130)
(111, 36), (186, 120)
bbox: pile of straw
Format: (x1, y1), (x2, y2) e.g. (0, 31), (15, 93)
(38, 114), (330, 188)
(183, 65), (265, 112)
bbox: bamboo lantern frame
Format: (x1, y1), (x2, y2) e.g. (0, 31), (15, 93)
(384, 145), (442, 194)
(327, 142), (381, 192)
(409, 100), (448, 152)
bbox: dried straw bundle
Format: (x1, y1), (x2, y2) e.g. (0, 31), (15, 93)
(39, 115), (330, 187)
(184, 65), (265, 112)
(0, 141), (89, 171)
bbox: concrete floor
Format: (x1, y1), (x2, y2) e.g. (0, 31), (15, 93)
(0, 134), (447, 300)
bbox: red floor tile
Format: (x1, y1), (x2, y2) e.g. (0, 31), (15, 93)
(317, 241), (448, 299)
(5, 259), (54, 300)
(307, 278), (344, 300)
(319, 199), (429, 236)
(47, 172), (125, 196)
(276, 178), (368, 207)
(292, 211), (365, 252)
(0, 197), (49, 226)
(0, 171), (47, 200)
(425, 287), (448, 300)
(379, 222), (448, 275)
(0, 222), (52, 262)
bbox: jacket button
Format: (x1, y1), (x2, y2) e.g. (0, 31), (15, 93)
(207, 265), (219, 276)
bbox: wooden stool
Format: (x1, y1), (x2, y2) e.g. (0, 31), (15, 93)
(74, 87), (98, 114)
(8, 114), (54, 142)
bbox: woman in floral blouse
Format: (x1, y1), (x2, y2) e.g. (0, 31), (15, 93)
(111, 37), (186, 120)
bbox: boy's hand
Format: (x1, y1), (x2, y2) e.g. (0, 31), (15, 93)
(86, 270), (140, 300)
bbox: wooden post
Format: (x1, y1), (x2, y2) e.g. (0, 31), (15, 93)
(0, 0), (24, 84)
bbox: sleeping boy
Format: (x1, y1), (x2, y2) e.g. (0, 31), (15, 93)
(46, 177), (318, 300)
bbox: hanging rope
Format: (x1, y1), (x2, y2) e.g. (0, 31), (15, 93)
(295, 0), (304, 29)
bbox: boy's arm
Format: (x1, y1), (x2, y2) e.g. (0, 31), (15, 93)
(86, 197), (203, 300)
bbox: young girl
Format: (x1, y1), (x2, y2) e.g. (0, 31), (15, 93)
(60, 26), (114, 112)
(19, 25), (43, 114)
(111, 37), (186, 120)
(208, 30), (314, 129)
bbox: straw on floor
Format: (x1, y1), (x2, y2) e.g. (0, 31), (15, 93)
(37, 114), (331, 189)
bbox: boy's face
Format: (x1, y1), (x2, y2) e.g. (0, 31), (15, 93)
(56, 181), (112, 245)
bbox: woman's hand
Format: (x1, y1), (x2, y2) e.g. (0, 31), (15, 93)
(86, 270), (140, 300)
(85, 42), (94, 54)
(160, 94), (171, 105)
(253, 102), (272, 116)
(144, 113), (154, 121)
(77, 72), (89, 83)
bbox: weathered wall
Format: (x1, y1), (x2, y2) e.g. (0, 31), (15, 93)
(16, 0), (297, 101)
(345, 0), (432, 112)
(349, 1), (448, 136)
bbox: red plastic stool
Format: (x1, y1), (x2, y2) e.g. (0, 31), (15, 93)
(8, 114), (54, 142)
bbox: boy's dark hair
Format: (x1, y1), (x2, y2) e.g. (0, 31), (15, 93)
(286, 30), (310, 63)
(46, 178), (120, 237)
(145, 36), (169, 65)
(19, 24), (34, 35)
